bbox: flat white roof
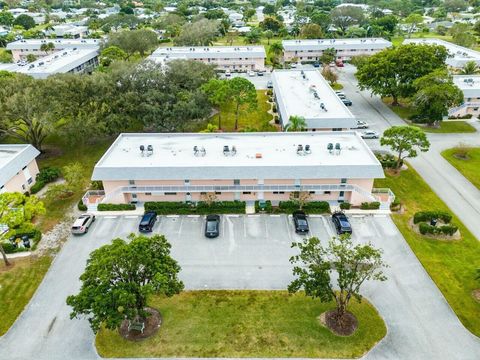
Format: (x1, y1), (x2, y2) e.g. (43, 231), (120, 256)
(453, 75), (480, 96)
(282, 38), (391, 51)
(0, 144), (40, 187)
(271, 69), (356, 129)
(92, 132), (384, 181)
(403, 38), (480, 67)
(0, 48), (98, 79)
(6, 38), (100, 50)
(149, 46), (266, 60)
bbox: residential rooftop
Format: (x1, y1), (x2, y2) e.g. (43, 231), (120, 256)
(0, 144), (40, 187)
(92, 132), (384, 181)
(149, 46), (266, 60)
(271, 69), (356, 129)
(0, 48), (98, 79)
(453, 75), (480, 96)
(6, 38), (101, 50)
(282, 38), (392, 51)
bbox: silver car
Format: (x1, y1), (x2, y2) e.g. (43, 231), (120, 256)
(71, 214), (95, 234)
(361, 130), (380, 139)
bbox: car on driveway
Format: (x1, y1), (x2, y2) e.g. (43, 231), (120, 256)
(267, 80), (273, 88)
(354, 120), (369, 129)
(292, 210), (309, 234)
(332, 212), (352, 234)
(205, 214), (220, 238)
(361, 130), (379, 139)
(342, 98), (352, 106)
(139, 211), (157, 233)
(257, 71), (265, 76)
(248, 71), (256, 77)
(71, 214), (95, 234)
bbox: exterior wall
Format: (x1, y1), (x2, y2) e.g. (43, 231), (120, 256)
(449, 99), (480, 117)
(3, 159), (39, 193)
(193, 57), (265, 71)
(283, 48), (383, 62)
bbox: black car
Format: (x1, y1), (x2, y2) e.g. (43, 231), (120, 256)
(292, 211), (309, 234)
(332, 212), (353, 234)
(139, 211), (157, 232)
(341, 98), (352, 106)
(205, 214), (220, 238)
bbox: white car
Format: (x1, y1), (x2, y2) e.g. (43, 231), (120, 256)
(354, 121), (369, 129)
(290, 63), (297, 68)
(71, 214), (95, 234)
(361, 130), (379, 139)
(248, 71), (256, 77)
(225, 70), (231, 77)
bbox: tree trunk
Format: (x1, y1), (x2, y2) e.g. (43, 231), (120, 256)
(391, 95), (399, 106)
(0, 244), (11, 267)
(234, 103), (240, 131)
(218, 109), (222, 130)
(396, 150), (403, 170)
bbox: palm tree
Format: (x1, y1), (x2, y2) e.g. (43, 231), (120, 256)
(285, 115), (307, 132)
(269, 41), (284, 66)
(460, 60), (479, 75)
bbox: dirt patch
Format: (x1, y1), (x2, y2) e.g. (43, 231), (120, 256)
(318, 310), (358, 336)
(119, 307), (162, 341)
(472, 289), (480, 302)
(453, 154), (470, 160)
(408, 218), (461, 241)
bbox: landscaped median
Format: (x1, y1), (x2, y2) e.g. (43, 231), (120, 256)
(375, 166), (480, 337)
(96, 291), (386, 358)
(442, 146), (480, 190)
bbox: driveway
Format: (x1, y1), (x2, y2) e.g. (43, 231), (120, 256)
(0, 214), (479, 360)
(339, 65), (480, 241)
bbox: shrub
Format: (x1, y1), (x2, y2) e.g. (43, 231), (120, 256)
(274, 115), (280, 124)
(360, 202), (380, 210)
(340, 202), (351, 210)
(2, 242), (19, 254)
(413, 211), (452, 224)
(277, 201), (330, 214)
(97, 203), (136, 211)
(144, 201), (245, 215)
(78, 199), (87, 211)
(255, 200), (273, 213)
(145, 201), (196, 215)
(418, 222), (458, 236)
(37, 167), (61, 183)
(90, 181), (104, 190)
(375, 153), (402, 169)
(272, 104), (277, 113)
(30, 180), (46, 194)
(196, 201), (245, 214)
(390, 199), (401, 211)
(266, 89), (273, 96)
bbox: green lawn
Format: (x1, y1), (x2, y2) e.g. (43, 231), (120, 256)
(382, 98), (476, 133)
(442, 147), (480, 189)
(206, 90), (276, 132)
(96, 291), (386, 358)
(0, 256), (52, 336)
(375, 167), (480, 336)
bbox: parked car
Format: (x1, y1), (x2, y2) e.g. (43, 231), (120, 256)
(332, 212), (352, 235)
(313, 62), (320, 68)
(248, 70), (256, 77)
(292, 210), (309, 234)
(354, 120), (369, 129)
(205, 214), (220, 238)
(290, 62), (297, 68)
(139, 211), (157, 233)
(225, 70), (231, 77)
(267, 80), (273, 89)
(257, 71), (265, 76)
(71, 214), (95, 234)
(337, 93), (346, 99)
(342, 98), (353, 106)
(336, 60), (344, 67)
(361, 130), (379, 139)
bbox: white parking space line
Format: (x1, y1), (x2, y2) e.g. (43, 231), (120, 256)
(166, 215), (179, 218)
(124, 215), (139, 219)
(321, 216), (336, 238)
(248, 214), (260, 217)
(309, 214), (323, 218)
(269, 214), (281, 217)
(226, 214), (240, 217)
(177, 217), (184, 235)
(187, 215), (200, 218)
(103, 216), (117, 219)
(374, 214), (388, 218)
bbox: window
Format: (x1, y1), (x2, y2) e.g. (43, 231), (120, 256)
(309, 191), (315, 194)
(333, 128), (342, 131)
(324, 191), (331, 195)
(215, 191), (222, 195)
(242, 192), (252, 195)
(165, 192), (177, 195)
(27, 178), (33, 184)
(128, 180), (135, 185)
(234, 179), (240, 185)
(273, 191), (285, 194)
(145, 192), (152, 196)
(341, 178), (347, 183)
(200, 192), (207, 195)
(339, 191), (345, 197)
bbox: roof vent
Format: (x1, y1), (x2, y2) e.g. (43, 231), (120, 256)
(255, 153), (262, 159)
(146, 144), (153, 156)
(139, 145), (145, 156)
(335, 143), (341, 155)
(194, 146), (206, 157)
(327, 143), (334, 154)
(223, 145), (230, 155)
(305, 144), (311, 154)
(320, 103), (328, 112)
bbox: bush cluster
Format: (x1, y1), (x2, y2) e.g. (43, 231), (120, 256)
(3, 227), (42, 253)
(340, 202), (351, 210)
(413, 211), (452, 224)
(375, 153), (401, 169)
(360, 202), (381, 210)
(144, 201), (245, 215)
(448, 114), (473, 119)
(419, 223), (458, 236)
(30, 167), (61, 194)
(97, 203), (136, 211)
(77, 199), (87, 211)
(257, 201), (331, 214)
(255, 200), (273, 213)
(266, 89), (273, 96)
(272, 104), (277, 113)
(390, 199), (401, 211)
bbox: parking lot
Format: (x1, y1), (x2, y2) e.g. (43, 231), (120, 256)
(2, 213), (479, 360)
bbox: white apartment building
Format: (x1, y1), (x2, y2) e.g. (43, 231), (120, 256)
(83, 132), (386, 209)
(403, 38), (480, 68)
(271, 69), (357, 131)
(450, 75), (480, 117)
(6, 38), (100, 62)
(45, 24), (89, 39)
(0, 48), (99, 79)
(148, 46), (266, 72)
(282, 38), (392, 62)
(0, 145), (40, 194)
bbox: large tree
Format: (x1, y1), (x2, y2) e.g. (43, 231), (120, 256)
(285, 115), (307, 131)
(0, 192), (45, 266)
(67, 234), (184, 333)
(380, 126), (430, 169)
(412, 69), (464, 125)
(299, 23), (323, 39)
(260, 17), (283, 33)
(356, 44), (449, 105)
(104, 29), (158, 58)
(403, 13), (423, 38)
(201, 78), (231, 130)
(13, 14), (35, 30)
(330, 6), (365, 33)
(174, 19), (219, 46)
(228, 77), (257, 131)
(288, 235), (387, 332)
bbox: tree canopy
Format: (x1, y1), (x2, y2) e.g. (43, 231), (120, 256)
(228, 77), (257, 131)
(67, 234), (184, 333)
(103, 29), (158, 58)
(174, 18), (219, 46)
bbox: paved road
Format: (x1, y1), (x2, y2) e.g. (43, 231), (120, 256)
(339, 65), (480, 241)
(1, 214), (479, 360)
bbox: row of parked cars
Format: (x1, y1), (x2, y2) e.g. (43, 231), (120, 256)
(293, 211), (352, 235)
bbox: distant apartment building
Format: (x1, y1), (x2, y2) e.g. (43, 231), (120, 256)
(6, 38), (100, 62)
(45, 24), (89, 39)
(271, 69), (357, 131)
(0, 145), (40, 194)
(403, 38), (480, 68)
(0, 48), (99, 79)
(148, 46), (266, 72)
(449, 75), (480, 117)
(282, 38), (392, 62)
(84, 132), (385, 209)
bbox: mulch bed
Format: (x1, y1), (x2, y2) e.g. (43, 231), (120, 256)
(118, 307), (162, 341)
(319, 310), (358, 336)
(408, 218), (461, 241)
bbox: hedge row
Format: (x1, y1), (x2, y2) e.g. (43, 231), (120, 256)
(97, 203), (136, 211)
(255, 200), (273, 213)
(254, 200), (330, 214)
(413, 211), (452, 224)
(340, 202), (351, 210)
(144, 201), (246, 215)
(360, 202), (381, 210)
(419, 223), (458, 236)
